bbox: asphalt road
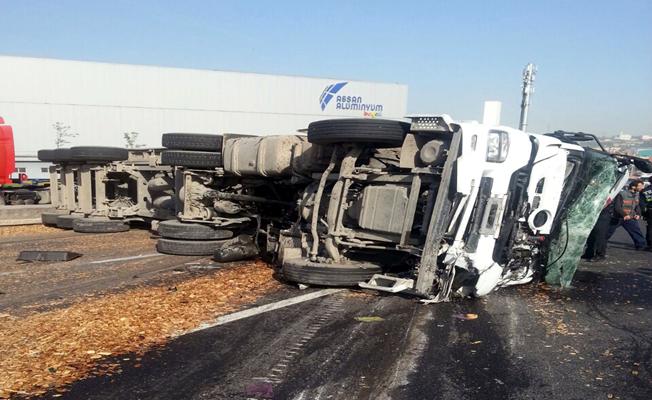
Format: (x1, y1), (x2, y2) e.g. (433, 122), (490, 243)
(53, 230), (651, 400)
(0, 228), (212, 314)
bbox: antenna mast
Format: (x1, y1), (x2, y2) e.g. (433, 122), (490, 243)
(519, 63), (536, 131)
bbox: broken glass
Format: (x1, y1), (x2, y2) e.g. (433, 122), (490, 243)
(545, 151), (618, 287)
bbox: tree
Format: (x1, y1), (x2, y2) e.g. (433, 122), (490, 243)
(123, 131), (143, 148)
(53, 122), (78, 148)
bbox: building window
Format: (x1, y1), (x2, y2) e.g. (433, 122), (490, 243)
(41, 167), (48, 173)
(17, 168), (26, 172)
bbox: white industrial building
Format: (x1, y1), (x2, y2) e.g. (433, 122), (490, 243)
(0, 55), (408, 155)
(11, 155), (50, 181)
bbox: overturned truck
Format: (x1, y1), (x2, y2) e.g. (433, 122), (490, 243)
(276, 117), (630, 300)
(151, 117), (638, 301)
(39, 118), (643, 301)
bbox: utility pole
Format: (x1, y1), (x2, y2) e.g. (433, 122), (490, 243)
(519, 63), (536, 131)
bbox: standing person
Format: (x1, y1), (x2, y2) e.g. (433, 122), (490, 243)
(583, 203), (613, 261)
(607, 180), (646, 250)
(640, 177), (652, 250)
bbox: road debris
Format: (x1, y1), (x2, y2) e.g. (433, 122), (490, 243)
(355, 316), (384, 322)
(453, 313), (479, 320)
(16, 250), (82, 262)
(245, 381), (274, 399)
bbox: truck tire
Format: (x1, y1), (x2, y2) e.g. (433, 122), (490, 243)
(56, 214), (83, 229)
(162, 133), (223, 151)
(156, 236), (241, 256)
(158, 220), (234, 240)
(41, 211), (68, 226)
(282, 259), (383, 287)
(38, 148), (74, 163)
(73, 218), (130, 233)
(307, 119), (409, 148)
(160, 150), (223, 168)
(37, 149), (56, 162)
(69, 146), (129, 162)
(52, 148), (73, 162)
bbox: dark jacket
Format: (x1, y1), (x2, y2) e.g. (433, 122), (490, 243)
(640, 186), (652, 216)
(613, 189), (641, 218)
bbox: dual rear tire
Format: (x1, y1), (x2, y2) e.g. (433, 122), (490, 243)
(42, 212), (130, 233)
(41, 211), (69, 226)
(160, 133), (224, 168)
(155, 219), (258, 260)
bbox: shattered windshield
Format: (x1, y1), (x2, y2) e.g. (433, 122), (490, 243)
(545, 150), (619, 287)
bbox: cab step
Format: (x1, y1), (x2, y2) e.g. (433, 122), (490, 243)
(358, 274), (415, 293)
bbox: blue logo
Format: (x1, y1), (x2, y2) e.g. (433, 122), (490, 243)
(319, 82), (348, 111)
(318, 81), (384, 116)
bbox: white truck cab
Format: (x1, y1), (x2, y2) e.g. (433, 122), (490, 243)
(440, 120), (575, 296)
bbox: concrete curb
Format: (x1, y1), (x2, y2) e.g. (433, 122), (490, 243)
(0, 204), (54, 226)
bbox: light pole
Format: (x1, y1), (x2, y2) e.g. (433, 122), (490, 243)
(519, 63), (536, 131)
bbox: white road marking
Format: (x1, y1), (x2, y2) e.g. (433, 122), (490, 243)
(187, 289), (344, 334)
(90, 253), (164, 264)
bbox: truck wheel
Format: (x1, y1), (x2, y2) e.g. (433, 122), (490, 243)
(56, 214), (83, 229)
(37, 149), (56, 162)
(162, 133), (223, 151)
(282, 258), (383, 287)
(69, 146), (129, 162)
(156, 237), (237, 256)
(52, 148), (73, 162)
(307, 119), (409, 148)
(41, 211), (67, 226)
(38, 148), (74, 163)
(73, 218), (130, 233)
(158, 220), (234, 240)
(160, 150), (223, 168)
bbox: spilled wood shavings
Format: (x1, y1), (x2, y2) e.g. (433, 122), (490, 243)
(0, 260), (280, 398)
(0, 225), (61, 238)
(520, 284), (578, 336)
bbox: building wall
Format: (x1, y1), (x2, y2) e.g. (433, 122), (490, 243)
(0, 56), (408, 154)
(13, 157), (50, 180)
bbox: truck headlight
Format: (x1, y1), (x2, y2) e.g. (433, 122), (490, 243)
(486, 130), (509, 162)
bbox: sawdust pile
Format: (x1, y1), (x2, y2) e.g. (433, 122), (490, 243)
(0, 261), (281, 398)
(0, 225), (61, 238)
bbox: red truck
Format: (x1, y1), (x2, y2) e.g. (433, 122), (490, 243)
(0, 116), (16, 185)
(0, 117), (49, 205)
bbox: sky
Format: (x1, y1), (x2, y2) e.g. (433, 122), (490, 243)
(2, 0), (650, 136)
